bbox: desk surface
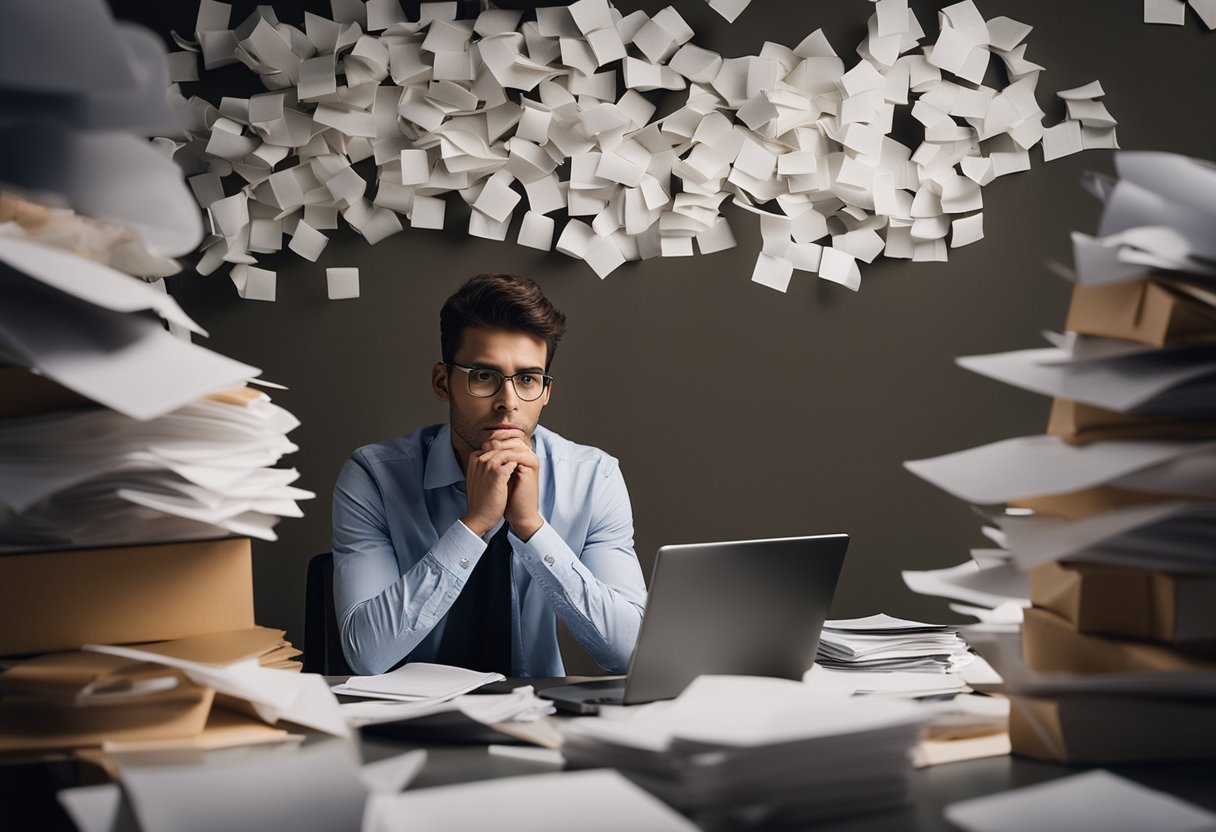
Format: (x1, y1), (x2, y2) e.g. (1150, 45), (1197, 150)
(354, 674), (1216, 831)
(361, 734), (1216, 831)
(8, 677), (1216, 831)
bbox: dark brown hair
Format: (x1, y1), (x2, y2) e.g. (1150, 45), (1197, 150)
(440, 274), (567, 371)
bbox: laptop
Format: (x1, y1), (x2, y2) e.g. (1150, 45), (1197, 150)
(540, 533), (848, 714)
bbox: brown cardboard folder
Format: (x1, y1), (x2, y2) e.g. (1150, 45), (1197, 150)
(1065, 278), (1216, 347)
(1022, 606), (1216, 673)
(1047, 398), (1216, 445)
(1030, 561), (1216, 645)
(1009, 694), (1216, 764)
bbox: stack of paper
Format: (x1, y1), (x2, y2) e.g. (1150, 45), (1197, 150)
(1, 3), (310, 553)
(58, 741), (428, 832)
(904, 152), (1216, 763)
(332, 662), (504, 702)
(816, 614), (973, 673)
(561, 675), (930, 827)
(0, 1), (202, 271)
(363, 769), (698, 832)
(167, 0), (1108, 296)
(0, 627), (321, 756)
(0, 383), (312, 550)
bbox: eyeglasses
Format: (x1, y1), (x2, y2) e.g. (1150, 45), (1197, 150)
(447, 363), (553, 402)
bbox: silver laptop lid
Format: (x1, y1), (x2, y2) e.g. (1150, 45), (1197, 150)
(621, 533), (848, 705)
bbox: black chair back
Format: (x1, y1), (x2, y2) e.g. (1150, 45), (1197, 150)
(303, 552), (353, 676)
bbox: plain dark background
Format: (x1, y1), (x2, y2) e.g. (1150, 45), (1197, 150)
(107, 0), (1216, 672)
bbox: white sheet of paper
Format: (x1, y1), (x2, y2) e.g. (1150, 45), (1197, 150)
(364, 769), (697, 832)
(1143, 0), (1188, 24)
(956, 346), (1216, 413)
(903, 435), (1213, 503)
(0, 235), (204, 334)
(326, 267), (360, 300)
(1001, 500), (1216, 569)
(333, 662), (503, 701)
(117, 740), (367, 832)
(946, 770), (1216, 832)
(902, 560), (1029, 609)
(57, 784), (139, 832)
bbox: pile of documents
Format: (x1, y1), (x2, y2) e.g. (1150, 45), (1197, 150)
(816, 614), (973, 673)
(561, 675), (930, 827)
(333, 662), (556, 744)
(57, 739), (429, 832)
(904, 151), (1216, 763)
(0, 627), (334, 758)
(169, 0), (1107, 295)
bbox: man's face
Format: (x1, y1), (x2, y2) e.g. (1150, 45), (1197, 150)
(432, 326), (552, 466)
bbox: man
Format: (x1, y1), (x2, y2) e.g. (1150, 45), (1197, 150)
(332, 273), (647, 677)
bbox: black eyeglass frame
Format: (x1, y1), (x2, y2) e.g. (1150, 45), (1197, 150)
(446, 362), (554, 401)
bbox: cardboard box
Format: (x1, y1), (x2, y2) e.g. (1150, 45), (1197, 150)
(0, 538), (254, 656)
(1065, 278), (1216, 347)
(1022, 606), (1216, 674)
(1047, 398), (1216, 445)
(1009, 485), (1189, 520)
(1030, 561), (1216, 645)
(1009, 695), (1216, 763)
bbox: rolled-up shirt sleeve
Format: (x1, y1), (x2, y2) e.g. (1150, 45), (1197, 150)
(511, 457), (646, 673)
(331, 455), (487, 675)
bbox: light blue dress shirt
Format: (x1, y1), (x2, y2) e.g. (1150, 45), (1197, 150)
(331, 423), (647, 677)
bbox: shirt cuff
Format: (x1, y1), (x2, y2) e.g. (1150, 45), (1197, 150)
(429, 519), (490, 580)
(510, 520), (572, 572)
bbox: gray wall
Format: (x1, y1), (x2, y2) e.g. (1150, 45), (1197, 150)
(111, 0), (1216, 671)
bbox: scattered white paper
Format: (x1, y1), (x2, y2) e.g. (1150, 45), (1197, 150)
(946, 770), (1216, 832)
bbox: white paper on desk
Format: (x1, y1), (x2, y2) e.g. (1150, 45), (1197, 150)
(364, 769), (698, 832)
(115, 740), (367, 832)
(58, 783), (139, 832)
(83, 644), (349, 737)
(946, 770), (1216, 832)
(333, 662), (503, 701)
(360, 749), (427, 795)
(0, 235), (203, 334)
(341, 688), (553, 728)
(904, 435), (1215, 503)
(802, 664), (966, 699)
(956, 347), (1216, 413)
(823, 614), (955, 633)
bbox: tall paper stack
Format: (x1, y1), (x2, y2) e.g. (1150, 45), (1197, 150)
(904, 151), (1216, 763)
(561, 675), (929, 827)
(0, 1), (314, 760)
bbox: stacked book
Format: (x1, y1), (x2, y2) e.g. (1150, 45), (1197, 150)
(561, 675), (929, 827)
(905, 151), (1216, 763)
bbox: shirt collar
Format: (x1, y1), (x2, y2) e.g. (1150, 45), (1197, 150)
(423, 424), (465, 490)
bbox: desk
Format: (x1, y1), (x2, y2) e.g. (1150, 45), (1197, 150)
(8, 677), (1216, 831)
(360, 734), (1216, 831)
